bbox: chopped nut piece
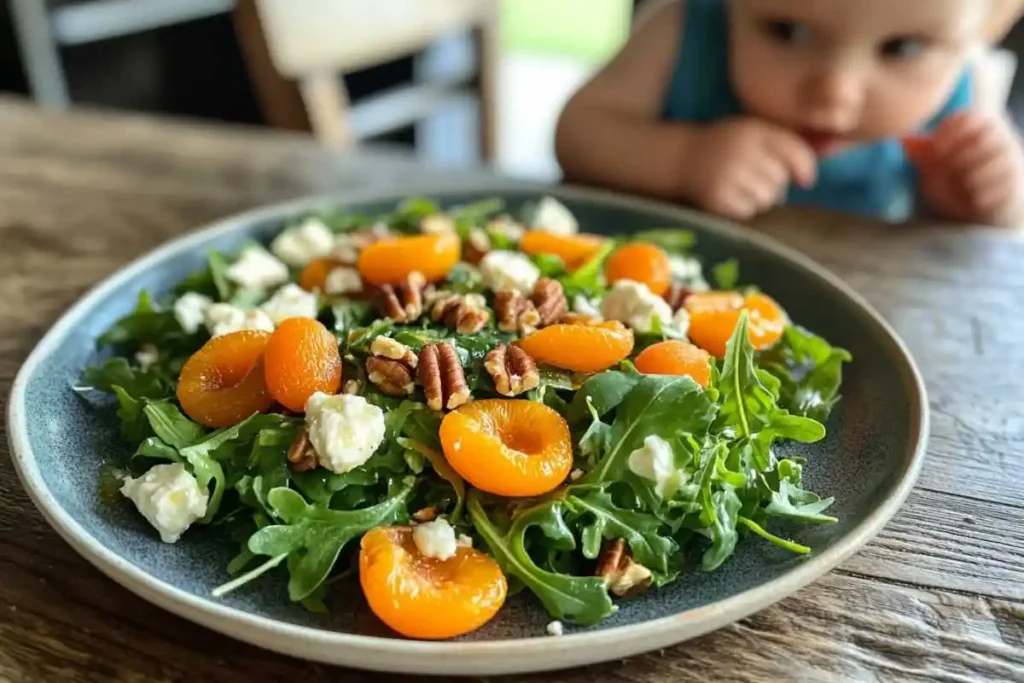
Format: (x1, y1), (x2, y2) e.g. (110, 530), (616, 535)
(286, 428), (317, 472)
(420, 213), (456, 235)
(665, 283), (693, 312)
(487, 215), (526, 242)
(343, 379), (362, 395)
(431, 293), (491, 334)
(412, 506), (439, 522)
(376, 271), (426, 323)
(595, 538), (653, 598)
(484, 344), (540, 397)
(494, 289), (541, 334)
(366, 337), (418, 396)
(418, 342), (471, 411)
(464, 227), (492, 264)
(531, 277), (568, 326)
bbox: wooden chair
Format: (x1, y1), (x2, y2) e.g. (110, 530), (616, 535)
(234, 0), (499, 161)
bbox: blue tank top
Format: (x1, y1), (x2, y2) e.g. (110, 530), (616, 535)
(663, 0), (973, 221)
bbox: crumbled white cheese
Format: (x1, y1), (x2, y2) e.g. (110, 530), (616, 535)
(304, 392), (386, 474)
(173, 292), (212, 334)
(412, 517), (459, 560)
(323, 266), (363, 295)
(270, 216), (335, 267)
(569, 468), (584, 481)
(225, 245), (289, 291)
(135, 344), (160, 370)
(669, 255), (710, 291)
(120, 462), (209, 543)
(546, 620), (565, 637)
(531, 197), (578, 236)
(329, 235), (360, 265)
(486, 216), (526, 242)
(260, 283), (318, 325)
(479, 250), (540, 294)
(420, 214), (455, 234)
(627, 435), (680, 499)
(601, 280), (673, 334)
(457, 534), (474, 548)
(669, 306), (691, 339)
(204, 303), (275, 337)
(572, 294), (604, 320)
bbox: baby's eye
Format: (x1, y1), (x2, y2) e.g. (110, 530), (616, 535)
(879, 36), (928, 60)
(762, 19), (811, 47)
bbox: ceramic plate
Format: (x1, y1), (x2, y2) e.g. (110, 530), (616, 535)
(7, 183), (928, 676)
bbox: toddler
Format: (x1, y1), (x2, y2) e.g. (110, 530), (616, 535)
(555, 0), (1024, 225)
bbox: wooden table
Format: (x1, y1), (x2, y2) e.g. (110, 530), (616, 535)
(1, 96), (1022, 683)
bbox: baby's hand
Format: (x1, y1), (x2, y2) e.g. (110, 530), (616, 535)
(682, 118), (817, 220)
(907, 111), (1024, 226)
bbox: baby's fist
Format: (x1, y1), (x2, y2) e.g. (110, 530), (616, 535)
(909, 111), (1024, 226)
(681, 118), (817, 221)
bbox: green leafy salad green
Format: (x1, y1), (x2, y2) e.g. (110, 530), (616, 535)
(79, 196), (850, 632)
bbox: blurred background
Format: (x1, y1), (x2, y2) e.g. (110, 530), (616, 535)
(2, 0), (1024, 182)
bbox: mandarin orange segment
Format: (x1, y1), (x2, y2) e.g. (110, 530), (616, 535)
(262, 318), (342, 412)
(357, 232), (460, 285)
(605, 242), (672, 296)
(634, 340), (712, 387)
(685, 291), (787, 358)
(439, 399), (573, 497)
(360, 526), (507, 639)
(299, 257), (341, 292)
(518, 320), (634, 373)
(177, 330), (274, 428)
(519, 231), (606, 270)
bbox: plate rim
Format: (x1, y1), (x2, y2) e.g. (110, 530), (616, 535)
(6, 181), (929, 675)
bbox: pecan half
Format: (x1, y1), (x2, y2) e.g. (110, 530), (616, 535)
(287, 428), (317, 472)
(494, 289), (541, 334)
(411, 506), (439, 522)
(665, 283), (693, 312)
(463, 227), (491, 265)
(418, 342), (471, 411)
(431, 293), (491, 334)
(376, 271), (426, 323)
(531, 277), (568, 326)
(595, 538), (653, 598)
(485, 344), (540, 397)
(366, 337), (417, 396)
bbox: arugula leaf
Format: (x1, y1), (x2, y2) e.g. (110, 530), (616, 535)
(450, 198), (504, 227)
(759, 326), (852, 422)
(111, 386), (153, 442)
(331, 299), (374, 335)
(712, 258), (740, 289)
(444, 262), (486, 294)
(135, 436), (181, 462)
(245, 477), (414, 600)
(142, 402), (205, 448)
(468, 492), (615, 624)
(567, 371), (641, 424)
(85, 358), (168, 399)
(764, 459), (836, 523)
(631, 229), (696, 253)
(207, 251), (233, 301)
(400, 438), (465, 520)
(569, 489), (676, 573)
(559, 241), (616, 299)
(702, 486), (742, 570)
(716, 312), (778, 437)
(582, 375), (717, 486)
(531, 254), (568, 278)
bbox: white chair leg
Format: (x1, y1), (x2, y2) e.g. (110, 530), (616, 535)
(299, 72), (353, 149)
(8, 0), (71, 108)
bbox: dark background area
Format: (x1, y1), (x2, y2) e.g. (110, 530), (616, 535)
(1, 2), (1023, 137)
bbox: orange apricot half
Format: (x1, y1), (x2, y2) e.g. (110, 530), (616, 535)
(357, 232), (460, 285)
(359, 526), (507, 639)
(177, 330), (274, 428)
(439, 399), (573, 497)
(605, 242), (672, 296)
(519, 231), (606, 270)
(634, 340), (712, 387)
(685, 291), (787, 358)
(263, 317), (342, 412)
(518, 320), (634, 373)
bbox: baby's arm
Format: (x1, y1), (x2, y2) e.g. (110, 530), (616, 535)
(555, 1), (816, 220)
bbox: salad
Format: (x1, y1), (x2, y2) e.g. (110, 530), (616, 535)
(80, 196), (851, 640)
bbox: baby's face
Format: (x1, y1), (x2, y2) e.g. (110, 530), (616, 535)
(728, 0), (995, 153)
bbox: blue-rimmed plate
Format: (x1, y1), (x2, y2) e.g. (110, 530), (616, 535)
(7, 183), (927, 676)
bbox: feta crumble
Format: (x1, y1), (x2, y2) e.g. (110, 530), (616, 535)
(225, 245), (289, 291)
(572, 294), (604, 320)
(173, 292), (212, 334)
(270, 216), (335, 267)
(601, 280), (673, 334)
(669, 254), (710, 290)
(120, 462), (209, 543)
(323, 266), (363, 295)
(135, 344), (160, 371)
(531, 197), (578, 236)
(627, 435), (680, 499)
(479, 250), (540, 294)
(412, 517), (458, 560)
(304, 392), (386, 474)
(204, 303), (275, 337)
(669, 306), (691, 339)
(546, 620), (565, 636)
(260, 283), (318, 325)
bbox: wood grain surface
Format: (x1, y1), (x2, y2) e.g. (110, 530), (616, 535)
(0, 97), (1022, 683)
